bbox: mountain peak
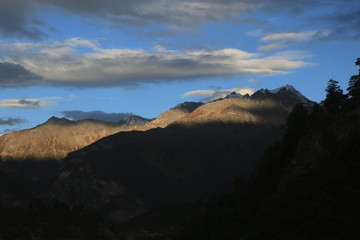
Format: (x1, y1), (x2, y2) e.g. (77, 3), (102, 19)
(171, 101), (204, 113)
(250, 85), (315, 108)
(44, 116), (73, 125)
(269, 85), (298, 94)
(120, 115), (152, 125)
(224, 92), (242, 99)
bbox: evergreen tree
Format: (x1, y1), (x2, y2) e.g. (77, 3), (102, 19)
(322, 79), (347, 114)
(347, 58), (360, 103)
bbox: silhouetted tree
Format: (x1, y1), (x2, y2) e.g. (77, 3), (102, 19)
(322, 79), (347, 114)
(347, 58), (360, 103)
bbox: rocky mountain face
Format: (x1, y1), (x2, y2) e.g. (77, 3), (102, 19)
(0, 86), (310, 161)
(118, 115), (153, 127)
(53, 95), (296, 223)
(0, 85), (316, 225)
(143, 101), (204, 129)
(0, 116), (150, 161)
(175, 98), (289, 126)
(249, 85), (315, 109)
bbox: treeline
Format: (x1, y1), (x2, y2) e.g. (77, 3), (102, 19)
(0, 201), (117, 240)
(174, 58), (360, 240)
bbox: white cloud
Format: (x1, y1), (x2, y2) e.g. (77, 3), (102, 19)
(260, 31), (320, 42)
(258, 42), (292, 51)
(248, 79), (260, 84)
(0, 38), (313, 88)
(181, 90), (216, 97)
(0, 97), (60, 108)
(182, 87), (256, 101)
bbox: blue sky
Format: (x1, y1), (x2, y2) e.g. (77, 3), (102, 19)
(0, 0), (359, 133)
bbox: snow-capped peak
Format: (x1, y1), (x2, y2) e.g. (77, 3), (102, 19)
(269, 85), (307, 100)
(250, 85), (315, 108)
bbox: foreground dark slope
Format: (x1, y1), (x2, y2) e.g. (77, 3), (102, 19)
(175, 61), (360, 240)
(54, 97), (291, 223)
(177, 106), (360, 240)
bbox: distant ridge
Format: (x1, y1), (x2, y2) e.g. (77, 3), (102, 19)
(211, 85), (315, 109)
(0, 85), (315, 161)
(0, 116), (149, 160)
(118, 115), (153, 126)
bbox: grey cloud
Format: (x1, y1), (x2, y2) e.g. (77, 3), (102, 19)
(18, 99), (41, 108)
(209, 86), (223, 90)
(59, 111), (132, 122)
(311, 6), (360, 41)
(0, 62), (42, 88)
(0, 117), (27, 126)
(1, 0), (359, 40)
(0, 0), (46, 39)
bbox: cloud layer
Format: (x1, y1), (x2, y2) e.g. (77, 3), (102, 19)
(59, 110), (131, 122)
(0, 38), (313, 88)
(0, 0), (359, 40)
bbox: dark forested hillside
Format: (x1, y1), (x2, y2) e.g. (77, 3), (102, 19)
(54, 121), (284, 223)
(175, 58), (360, 240)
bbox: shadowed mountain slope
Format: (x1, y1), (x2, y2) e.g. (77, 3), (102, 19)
(53, 97), (293, 223)
(174, 61), (360, 240)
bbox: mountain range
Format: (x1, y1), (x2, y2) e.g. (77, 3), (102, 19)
(0, 85), (315, 223)
(0, 85), (313, 161)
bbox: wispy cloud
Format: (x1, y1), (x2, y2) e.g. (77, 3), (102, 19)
(0, 0), (358, 41)
(182, 87), (255, 101)
(59, 110), (131, 122)
(248, 79), (260, 84)
(0, 38), (313, 88)
(259, 30), (327, 42)
(0, 97), (60, 108)
(258, 30), (331, 51)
